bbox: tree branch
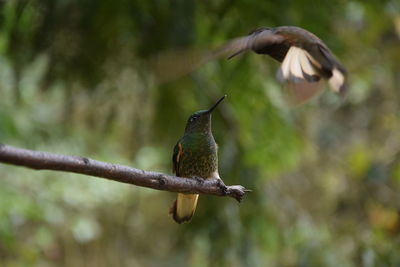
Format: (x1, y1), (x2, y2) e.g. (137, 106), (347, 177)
(0, 144), (249, 202)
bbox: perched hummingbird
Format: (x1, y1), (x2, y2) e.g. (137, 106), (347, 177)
(169, 95), (226, 224)
(222, 26), (347, 99)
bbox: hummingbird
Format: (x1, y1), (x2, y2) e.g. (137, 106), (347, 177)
(221, 26), (347, 100)
(169, 95), (226, 224)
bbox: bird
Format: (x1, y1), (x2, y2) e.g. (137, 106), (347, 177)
(169, 95), (225, 223)
(220, 26), (347, 99)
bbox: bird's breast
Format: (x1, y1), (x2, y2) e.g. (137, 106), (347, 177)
(178, 134), (218, 179)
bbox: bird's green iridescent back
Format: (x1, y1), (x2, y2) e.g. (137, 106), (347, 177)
(174, 132), (218, 179)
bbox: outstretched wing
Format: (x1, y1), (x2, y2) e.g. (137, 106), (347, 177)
(315, 45), (347, 94)
(172, 141), (184, 176)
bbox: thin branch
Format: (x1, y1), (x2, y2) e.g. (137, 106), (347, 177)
(0, 144), (249, 202)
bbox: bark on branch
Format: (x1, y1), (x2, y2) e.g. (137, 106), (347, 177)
(0, 144), (248, 202)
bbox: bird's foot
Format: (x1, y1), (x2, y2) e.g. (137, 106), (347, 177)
(216, 179), (228, 196)
(192, 176), (205, 184)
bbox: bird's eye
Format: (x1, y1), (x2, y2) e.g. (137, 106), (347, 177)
(190, 116), (198, 122)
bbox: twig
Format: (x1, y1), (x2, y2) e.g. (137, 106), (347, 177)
(0, 144), (248, 202)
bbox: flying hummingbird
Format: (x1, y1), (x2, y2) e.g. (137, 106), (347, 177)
(153, 26), (347, 103)
(169, 95), (226, 224)
(220, 26), (347, 100)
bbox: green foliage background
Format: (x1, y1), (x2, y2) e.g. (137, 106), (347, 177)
(1, 0), (400, 266)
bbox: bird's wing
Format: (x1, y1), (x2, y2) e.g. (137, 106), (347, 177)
(283, 80), (324, 105)
(316, 45), (347, 94)
(172, 141), (184, 176)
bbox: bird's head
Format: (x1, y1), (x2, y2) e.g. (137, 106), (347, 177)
(184, 95), (226, 134)
(249, 27), (273, 35)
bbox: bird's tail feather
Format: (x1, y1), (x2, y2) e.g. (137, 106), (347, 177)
(278, 46), (347, 97)
(328, 67), (347, 95)
(170, 193), (199, 224)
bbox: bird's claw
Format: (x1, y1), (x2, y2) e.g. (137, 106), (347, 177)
(216, 179), (228, 196)
(193, 176), (205, 184)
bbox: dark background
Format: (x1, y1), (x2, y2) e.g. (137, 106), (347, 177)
(0, 0), (399, 266)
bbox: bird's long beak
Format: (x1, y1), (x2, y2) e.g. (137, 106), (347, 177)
(207, 95), (226, 113)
